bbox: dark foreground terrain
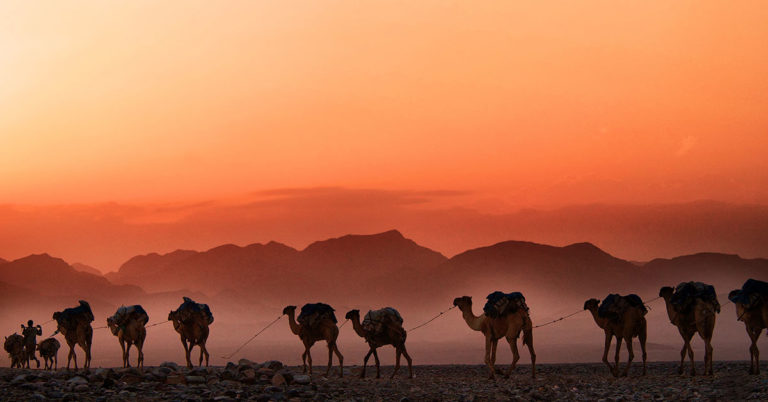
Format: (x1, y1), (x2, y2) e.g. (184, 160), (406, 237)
(1, 361), (767, 401)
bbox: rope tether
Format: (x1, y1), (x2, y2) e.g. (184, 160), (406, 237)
(408, 305), (457, 332)
(532, 309), (586, 329)
(338, 319), (350, 329)
(219, 315), (283, 361)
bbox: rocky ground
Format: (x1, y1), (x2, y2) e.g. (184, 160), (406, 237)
(1, 361), (767, 401)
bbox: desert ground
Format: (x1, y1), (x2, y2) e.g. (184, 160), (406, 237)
(1, 361), (767, 401)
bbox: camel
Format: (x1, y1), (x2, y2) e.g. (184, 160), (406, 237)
(37, 338), (60, 370)
(283, 303), (344, 377)
(108, 305), (149, 370)
(728, 279), (768, 374)
(4, 333), (25, 368)
(52, 300), (94, 370)
(345, 308), (413, 379)
(583, 295), (647, 377)
(21, 320), (42, 369)
(659, 283), (719, 376)
(452, 295), (536, 379)
(168, 297), (213, 368)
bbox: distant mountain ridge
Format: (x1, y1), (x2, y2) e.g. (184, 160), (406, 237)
(5, 230), (768, 313)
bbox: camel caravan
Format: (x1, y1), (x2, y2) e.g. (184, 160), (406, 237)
(4, 279), (768, 380)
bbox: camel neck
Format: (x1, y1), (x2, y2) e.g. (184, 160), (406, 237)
(587, 308), (606, 329)
(460, 306), (484, 331)
(662, 296), (678, 325)
(350, 316), (367, 338)
(286, 312), (302, 335)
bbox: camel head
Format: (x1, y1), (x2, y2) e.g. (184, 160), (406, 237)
(583, 298), (600, 311)
(452, 296), (472, 310)
(282, 305), (297, 315)
(344, 309), (360, 321)
(106, 316), (120, 336)
(659, 286), (674, 299)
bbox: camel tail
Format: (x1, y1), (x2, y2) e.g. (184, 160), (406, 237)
(522, 315), (533, 347)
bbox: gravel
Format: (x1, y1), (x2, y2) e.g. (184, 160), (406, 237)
(0, 361), (766, 400)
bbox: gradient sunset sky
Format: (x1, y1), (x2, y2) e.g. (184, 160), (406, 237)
(1, 1), (767, 268)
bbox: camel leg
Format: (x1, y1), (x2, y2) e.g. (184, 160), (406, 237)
(686, 334), (696, 376)
(392, 348), (402, 379)
(198, 345), (204, 367)
(623, 337), (634, 377)
(484, 336), (495, 380)
(506, 336), (520, 379)
(85, 330), (92, 370)
(749, 327), (761, 375)
(490, 338), (498, 369)
(137, 337), (145, 372)
(639, 326), (647, 376)
(525, 329), (536, 378)
(704, 336), (714, 376)
(613, 336), (622, 378)
(125, 342), (132, 368)
(333, 343), (344, 378)
(201, 343), (210, 367)
(601, 332), (613, 375)
(54, 353), (57, 370)
(180, 337), (192, 369)
(70, 345), (78, 371)
(301, 351), (308, 374)
(305, 346), (313, 376)
(373, 348), (381, 379)
(325, 343), (334, 377)
(361, 349), (373, 378)
(401, 345), (413, 379)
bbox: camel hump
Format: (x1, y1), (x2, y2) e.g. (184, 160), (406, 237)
(671, 281), (720, 313)
(112, 305), (150, 326)
(598, 293), (647, 321)
(730, 279), (768, 309)
(483, 291), (527, 318)
(363, 307), (404, 334)
(298, 303), (337, 326)
(174, 297), (214, 325)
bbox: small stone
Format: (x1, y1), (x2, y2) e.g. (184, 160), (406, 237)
(66, 376), (88, 385)
(263, 360), (284, 371)
(160, 361), (179, 370)
(293, 374), (311, 385)
(185, 375), (206, 384)
(74, 384), (89, 392)
(166, 375), (186, 385)
(272, 373), (287, 387)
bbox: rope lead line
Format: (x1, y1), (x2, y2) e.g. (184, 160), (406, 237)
(408, 305), (457, 332)
(219, 315), (283, 361)
(532, 309), (586, 329)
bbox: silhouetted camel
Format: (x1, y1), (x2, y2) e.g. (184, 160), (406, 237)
(53, 300), (94, 370)
(660, 283), (719, 376)
(453, 295), (536, 379)
(168, 297), (213, 368)
(4, 334), (25, 368)
(345, 308), (413, 379)
(584, 295), (647, 377)
(283, 304), (344, 377)
(37, 338), (60, 370)
(108, 305), (149, 370)
(729, 279), (768, 374)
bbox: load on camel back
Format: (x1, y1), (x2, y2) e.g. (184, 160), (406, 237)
(108, 305), (150, 335)
(52, 300), (94, 335)
(728, 279), (768, 310)
(483, 291), (529, 318)
(298, 303), (337, 328)
(176, 297), (214, 325)
(597, 294), (647, 322)
(362, 307), (403, 336)
(670, 281), (720, 314)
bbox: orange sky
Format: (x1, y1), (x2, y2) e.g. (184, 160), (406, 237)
(1, 1), (766, 207)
